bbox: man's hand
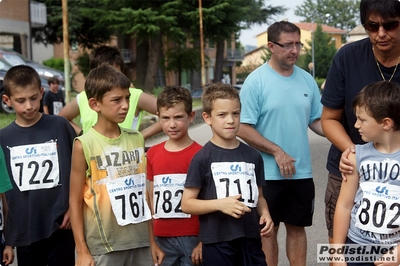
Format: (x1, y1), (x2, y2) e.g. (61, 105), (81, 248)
(217, 195), (251, 218)
(274, 150), (296, 178)
(339, 146), (355, 181)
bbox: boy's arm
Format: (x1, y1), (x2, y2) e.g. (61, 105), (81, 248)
(145, 189), (164, 265)
(1, 194), (14, 266)
(333, 152), (359, 244)
(181, 187), (251, 218)
(137, 92), (157, 115)
(43, 105), (49, 114)
(69, 140), (95, 266)
(58, 98), (82, 135)
(191, 242), (202, 266)
(256, 187), (274, 237)
(140, 122), (163, 140)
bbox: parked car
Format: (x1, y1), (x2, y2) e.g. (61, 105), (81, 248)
(0, 47), (65, 84)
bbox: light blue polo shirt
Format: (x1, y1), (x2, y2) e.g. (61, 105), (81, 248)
(240, 62), (322, 180)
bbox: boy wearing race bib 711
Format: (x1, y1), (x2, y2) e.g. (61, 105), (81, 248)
(146, 86), (202, 265)
(0, 65), (76, 266)
(69, 65), (164, 266)
(334, 81), (400, 266)
(181, 83), (274, 266)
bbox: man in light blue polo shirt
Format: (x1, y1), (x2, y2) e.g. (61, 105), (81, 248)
(237, 21), (324, 266)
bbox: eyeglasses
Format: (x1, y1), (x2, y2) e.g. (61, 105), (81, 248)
(271, 41), (304, 50)
(363, 20), (400, 32)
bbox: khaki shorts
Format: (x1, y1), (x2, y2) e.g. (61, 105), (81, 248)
(324, 172), (343, 238)
(92, 247), (151, 266)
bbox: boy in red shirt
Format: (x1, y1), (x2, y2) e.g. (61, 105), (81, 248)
(147, 86), (202, 265)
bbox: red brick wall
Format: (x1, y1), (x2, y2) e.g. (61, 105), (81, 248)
(0, 0), (29, 22)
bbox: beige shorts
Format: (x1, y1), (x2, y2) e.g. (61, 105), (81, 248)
(324, 172), (343, 238)
(92, 247), (151, 266)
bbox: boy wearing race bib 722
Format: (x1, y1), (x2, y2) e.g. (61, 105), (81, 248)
(182, 83), (274, 266)
(334, 81), (400, 265)
(69, 65), (164, 266)
(0, 65), (76, 266)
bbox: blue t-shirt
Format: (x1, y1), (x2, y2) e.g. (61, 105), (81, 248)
(240, 62), (322, 180)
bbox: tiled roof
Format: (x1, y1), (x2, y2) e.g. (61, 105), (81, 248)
(295, 22), (348, 34)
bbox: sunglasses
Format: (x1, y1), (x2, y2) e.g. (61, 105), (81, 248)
(364, 20), (400, 32)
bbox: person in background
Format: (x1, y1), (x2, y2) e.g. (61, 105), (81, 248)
(43, 77), (65, 115)
(58, 45), (162, 139)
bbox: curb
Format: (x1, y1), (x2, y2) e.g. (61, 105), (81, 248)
(140, 106), (204, 140)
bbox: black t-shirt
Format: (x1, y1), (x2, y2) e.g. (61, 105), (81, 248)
(42, 90), (65, 115)
(321, 38), (400, 176)
(0, 115), (76, 246)
(185, 141), (265, 244)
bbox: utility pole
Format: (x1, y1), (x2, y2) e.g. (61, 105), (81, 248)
(198, 0), (206, 87)
(62, 0), (71, 102)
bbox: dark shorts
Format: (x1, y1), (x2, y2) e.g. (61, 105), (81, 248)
(345, 237), (374, 266)
(324, 172), (342, 238)
(263, 178), (315, 227)
(17, 229), (75, 266)
(155, 236), (200, 266)
(202, 238), (266, 266)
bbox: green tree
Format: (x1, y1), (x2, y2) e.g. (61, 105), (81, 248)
(301, 24), (337, 78)
(197, 0), (286, 82)
(295, 0), (360, 32)
(32, 0), (114, 48)
(31, 0), (285, 92)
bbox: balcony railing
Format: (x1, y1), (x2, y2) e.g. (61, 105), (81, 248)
(30, 1), (47, 28)
(121, 48), (134, 63)
(226, 49), (244, 61)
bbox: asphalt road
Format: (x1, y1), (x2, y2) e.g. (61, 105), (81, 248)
(146, 122), (333, 266)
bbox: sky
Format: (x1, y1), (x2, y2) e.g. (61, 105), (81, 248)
(239, 0), (304, 47)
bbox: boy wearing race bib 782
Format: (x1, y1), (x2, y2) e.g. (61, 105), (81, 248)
(69, 65), (164, 266)
(146, 86), (202, 265)
(182, 83), (274, 265)
(334, 81), (400, 265)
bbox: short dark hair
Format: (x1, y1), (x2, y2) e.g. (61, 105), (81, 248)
(352, 81), (400, 130)
(85, 64), (131, 101)
(3, 65), (41, 96)
(360, 0), (400, 25)
(47, 77), (60, 86)
(202, 82), (240, 115)
(157, 86), (193, 115)
(267, 21), (301, 42)
(90, 45), (125, 71)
